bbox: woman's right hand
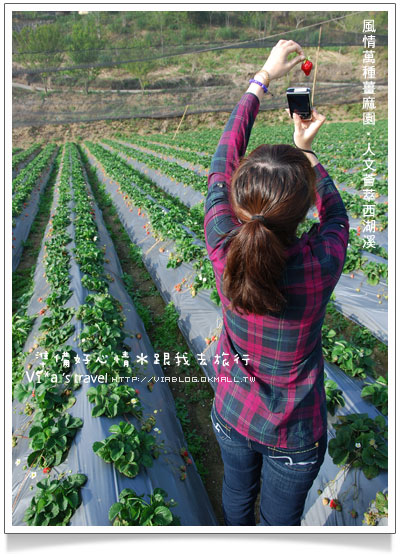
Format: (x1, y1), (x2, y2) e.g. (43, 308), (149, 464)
(288, 108), (327, 151)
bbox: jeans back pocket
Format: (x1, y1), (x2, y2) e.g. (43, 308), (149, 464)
(267, 442), (320, 472)
(210, 401), (232, 441)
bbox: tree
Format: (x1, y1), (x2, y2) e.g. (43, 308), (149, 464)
(67, 19), (106, 94)
(123, 58), (155, 94)
(13, 22), (65, 93)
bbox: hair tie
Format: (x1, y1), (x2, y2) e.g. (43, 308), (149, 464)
(251, 214), (272, 228)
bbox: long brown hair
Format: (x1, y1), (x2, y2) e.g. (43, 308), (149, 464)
(222, 143), (317, 316)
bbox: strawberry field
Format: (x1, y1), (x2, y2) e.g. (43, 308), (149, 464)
(12, 117), (389, 527)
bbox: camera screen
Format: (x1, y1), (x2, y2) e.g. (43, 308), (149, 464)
(289, 94), (310, 114)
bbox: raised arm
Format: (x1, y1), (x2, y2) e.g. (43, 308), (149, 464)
(205, 40), (307, 259)
(289, 106), (350, 281)
(208, 39), (307, 190)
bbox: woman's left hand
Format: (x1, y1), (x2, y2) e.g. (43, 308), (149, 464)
(261, 39), (306, 81)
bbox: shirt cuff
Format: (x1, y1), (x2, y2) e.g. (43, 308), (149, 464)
(313, 162), (329, 182)
(244, 91), (261, 106)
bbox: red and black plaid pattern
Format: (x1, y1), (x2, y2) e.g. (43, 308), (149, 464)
(204, 92), (349, 449)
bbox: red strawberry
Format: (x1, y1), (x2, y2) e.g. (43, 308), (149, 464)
(301, 59), (313, 76)
(43, 467), (51, 474)
(31, 390), (35, 398)
(330, 499), (338, 509)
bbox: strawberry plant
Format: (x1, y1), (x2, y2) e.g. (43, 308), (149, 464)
(12, 142), (41, 170)
(116, 133), (211, 168)
(23, 474), (87, 526)
(85, 346), (134, 381)
(342, 246), (368, 274)
(39, 306), (75, 332)
(322, 325), (374, 379)
(12, 143), (58, 217)
(93, 421), (158, 478)
(362, 261), (388, 286)
(40, 324), (75, 349)
(46, 287), (73, 309)
(324, 375), (345, 416)
(14, 374), (76, 419)
(12, 313), (35, 357)
(328, 413), (388, 479)
(27, 413), (83, 468)
(330, 339), (374, 379)
(86, 383), (142, 419)
(109, 487), (180, 526)
(361, 376), (388, 416)
(104, 139), (208, 194)
(363, 491), (388, 525)
(79, 321), (126, 351)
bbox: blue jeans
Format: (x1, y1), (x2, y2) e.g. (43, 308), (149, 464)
(210, 400), (327, 526)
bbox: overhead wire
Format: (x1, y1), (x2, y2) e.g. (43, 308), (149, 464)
(12, 11), (371, 76)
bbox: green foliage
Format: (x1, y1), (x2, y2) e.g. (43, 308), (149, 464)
(322, 325), (375, 379)
(12, 313), (35, 359)
(362, 261), (388, 286)
(363, 491), (388, 525)
(324, 376), (345, 416)
(27, 413), (83, 469)
(93, 421), (158, 478)
(86, 383), (142, 419)
(14, 374), (76, 419)
(361, 376), (388, 415)
(12, 144), (58, 217)
(12, 143), (41, 170)
(67, 21), (106, 93)
(174, 397), (207, 478)
(13, 23), (66, 92)
(109, 487), (180, 526)
(23, 474), (87, 526)
(328, 413), (388, 479)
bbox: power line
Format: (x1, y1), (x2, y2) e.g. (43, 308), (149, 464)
(13, 11), (364, 56)
(12, 11), (373, 77)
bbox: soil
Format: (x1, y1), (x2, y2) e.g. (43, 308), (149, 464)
(12, 45), (388, 147)
(84, 155), (226, 525)
(324, 312), (388, 380)
(11, 90), (388, 148)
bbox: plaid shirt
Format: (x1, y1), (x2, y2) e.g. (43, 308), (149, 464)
(204, 92), (349, 449)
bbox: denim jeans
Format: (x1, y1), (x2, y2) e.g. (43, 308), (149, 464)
(210, 400), (327, 526)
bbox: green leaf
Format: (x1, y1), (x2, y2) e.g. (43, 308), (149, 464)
(27, 449), (43, 467)
(109, 502), (124, 521)
(141, 454), (154, 468)
(66, 491), (79, 509)
(140, 505), (154, 525)
(92, 404), (106, 418)
(153, 505), (173, 526)
(67, 474), (87, 488)
(92, 441), (104, 453)
(110, 443), (124, 462)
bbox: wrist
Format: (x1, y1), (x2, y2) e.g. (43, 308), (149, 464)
(261, 64), (275, 81)
(304, 152), (319, 167)
(296, 142), (313, 151)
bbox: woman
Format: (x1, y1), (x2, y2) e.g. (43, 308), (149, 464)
(204, 39), (349, 526)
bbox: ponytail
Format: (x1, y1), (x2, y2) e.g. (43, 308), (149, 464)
(222, 143), (316, 316)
